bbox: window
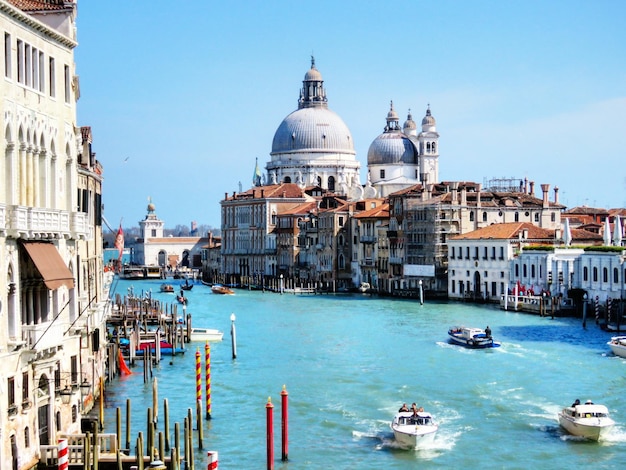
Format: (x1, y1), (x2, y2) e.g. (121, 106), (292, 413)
(483, 247), (488, 260)
(474, 247), (479, 260)
(469, 212), (474, 222)
(515, 264), (519, 277)
(551, 213), (556, 222)
(338, 216), (344, 227)
(534, 213), (539, 222)
(64, 64), (70, 103)
(491, 247), (496, 259)
(514, 212), (519, 222)
(49, 57), (55, 97)
(22, 372), (29, 403)
(450, 247), (455, 259)
(603, 267), (608, 283)
(593, 267), (598, 282)
(531, 265), (536, 278)
(614, 267), (619, 283)
(25, 427), (30, 448)
(380, 169), (385, 179)
(328, 176), (335, 191)
(523, 264), (527, 277)
(8, 377), (16, 414)
(17, 39), (23, 83)
(482, 211), (487, 222)
(583, 266), (588, 281)
(4, 33), (11, 78)
(499, 247), (504, 260)
(466, 247), (470, 259)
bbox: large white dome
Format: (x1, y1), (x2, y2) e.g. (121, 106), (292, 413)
(271, 107), (355, 157)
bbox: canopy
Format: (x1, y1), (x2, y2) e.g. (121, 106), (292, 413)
(21, 242), (75, 290)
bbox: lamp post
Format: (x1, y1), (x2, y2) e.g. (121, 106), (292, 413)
(59, 385), (72, 405)
(280, 274), (284, 295)
(419, 280), (423, 305)
(582, 293), (588, 329)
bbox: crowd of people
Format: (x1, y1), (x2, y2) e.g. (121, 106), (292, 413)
(398, 402), (424, 415)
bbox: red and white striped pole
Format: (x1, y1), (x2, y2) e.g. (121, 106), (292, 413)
(280, 385), (288, 462)
(207, 450), (218, 469)
(266, 397), (274, 470)
(205, 341), (212, 419)
(195, 349), (202, 403)
(57, 438), (68, 470)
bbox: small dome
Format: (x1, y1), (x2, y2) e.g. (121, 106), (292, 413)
(305, 66), (322, 81)
(147, 202), (155, 212)
(422, 106), (436, 127)
(403, 111), (416, 130)
(367, 132), (418, 165)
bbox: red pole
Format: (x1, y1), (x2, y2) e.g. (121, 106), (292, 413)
(205, 341), (212, 419)
(266, 397), (274, 470)
(195, 349), (201, 403)
(280, 385), (288, 461)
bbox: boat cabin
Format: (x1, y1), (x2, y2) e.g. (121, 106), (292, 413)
(564, 404), (611, 419)
(396, 412), (433, 426)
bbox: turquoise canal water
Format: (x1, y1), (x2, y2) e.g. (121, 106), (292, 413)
(104, 279), (626, 469)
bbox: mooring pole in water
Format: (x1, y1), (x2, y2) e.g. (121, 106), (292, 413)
(280, 386), (288, 462)
(419, 280), (424, 305)
(266, 397), (274, 470)
(164, 398), (171, 451)
(195, 349), (202, 404)
(230, 313), (237, 359)
(207, 451), (219, 469)
(126, 399), (132, 451)
(196, 399), (203, 450)
(205, 341), (212, 419)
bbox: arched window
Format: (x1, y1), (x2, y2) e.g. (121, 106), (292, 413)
(432, 142), (436, 153)
(482, 211), (487, 222)
(603, 267), (608, 283)
(515, 264), (519, 277)
(523, 264), (527, 277)
(284, 176), (291, 183)
(338, 254), (345, 270)
(426, 142), (431, 153)
(514, 212), (519, 222)
(531, 265), (536, 278)
(469, 212), (474, 222)
(583, 266), (588, 281)
(328, 176), (335, 191)
(593, 267), (598, 282)
(614, 267), (619, 283)
(534, 213), (539, 222)
(316, 176), (322, 187)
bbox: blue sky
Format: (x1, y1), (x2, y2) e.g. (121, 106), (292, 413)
(74, 0), (626, 231)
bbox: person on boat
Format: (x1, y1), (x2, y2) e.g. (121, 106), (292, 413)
(585, 400), (593, 405)
(411, 403), (419, 415)
(485, 326), (492, 338)
(571, 399), (580, 407)
(399, 403), (409, 412)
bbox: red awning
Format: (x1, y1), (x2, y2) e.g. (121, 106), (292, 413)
(22, 242), (75, 290)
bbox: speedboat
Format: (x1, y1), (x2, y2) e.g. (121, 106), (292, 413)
(211, 284), (234, 295)
(358, 282), (371, 293)
(558, 401), (615, 441)
(391, 410), (438, 449)
(189, 328), (224, 342)
(448, 326), (500, 348)
(607, 336), (626, 358)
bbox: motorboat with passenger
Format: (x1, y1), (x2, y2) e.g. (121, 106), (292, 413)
(160, 283), (175, 293)
(391, 410), (438, 449)
(189, 328), (224, 342)
(448, 326), (500, 348)
(211, 284), (234, 295)
(607, 336), (626, 358)
(558, 400), (615, 441)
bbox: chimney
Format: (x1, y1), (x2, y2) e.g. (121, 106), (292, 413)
(524, 177), (528, 194)
(261, 189), (265, 198)
(541, 184), (550, 208)
(529, 181), (535, 197)
(476, 183), (482, 208)
(554, 186), (559, 204)
(427, 184), (434, 200)
(451, 181), (459, 205)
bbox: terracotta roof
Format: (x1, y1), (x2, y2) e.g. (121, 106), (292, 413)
(224, 183), (308, 201)
(570, 228), (603, 243)
(278, 201), (318, 217)
(565, 206), (609, 216)
(353, 203), (390, 219)
(7, 0), (71, 11)
(451, 222), (555, 241)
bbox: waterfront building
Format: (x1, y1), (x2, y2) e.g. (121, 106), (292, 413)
(572, 248), (626, 304)
(448, 223), (557, 301)
(386, 181), (565, 298)
(351, 201), (389, 289)
(134, 201), (208, 271)
(220, 183), (315, 280)
(0, 2), (110, 468)
(367, 103), (439, 197)
(200, 232), (222, 282)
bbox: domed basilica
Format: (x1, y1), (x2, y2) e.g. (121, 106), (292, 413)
(259, 58), (439, 199)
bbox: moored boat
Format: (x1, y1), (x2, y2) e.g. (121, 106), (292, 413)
(189, 328), (224, 342)
(212, 284), (234, 295)
(391, 410), (438, 449)
(607, 336), (626, 358)
(558, 400), (615, 441)
(448, 326), (500, 348)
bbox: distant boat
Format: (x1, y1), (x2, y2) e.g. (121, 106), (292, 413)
(448, 326), (500, 348)
(160, 283), (175, 293)
(176, 294), (188, 304)
(180, 279), (194, 291)
(212, 284), (234, 295)
(189, 328), (224, 342)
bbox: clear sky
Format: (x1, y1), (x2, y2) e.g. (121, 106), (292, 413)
(74, 0), (626, 231)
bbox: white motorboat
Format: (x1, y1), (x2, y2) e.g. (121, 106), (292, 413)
(448, 326), (500, 348)
(558, 401), (615, 441)
(358, 282), (371, 293)
(607, 336), (626, 358)
(189, 327), (223, 342)
(391, 411), (438, 449)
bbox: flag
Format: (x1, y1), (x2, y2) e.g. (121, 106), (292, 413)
(114, 224), (124, 262)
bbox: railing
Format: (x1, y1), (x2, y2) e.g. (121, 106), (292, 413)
(22, 320), (68, 350)
(5, 205), (89, 239)
(360, 235), (377, 243)
(40, 433), (119, 466)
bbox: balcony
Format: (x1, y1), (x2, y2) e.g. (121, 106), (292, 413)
(22, 320), (68, 351)
(389, 257), (403, 264)
(5, 205), (89, 240)
(360, 235), (377, 244)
